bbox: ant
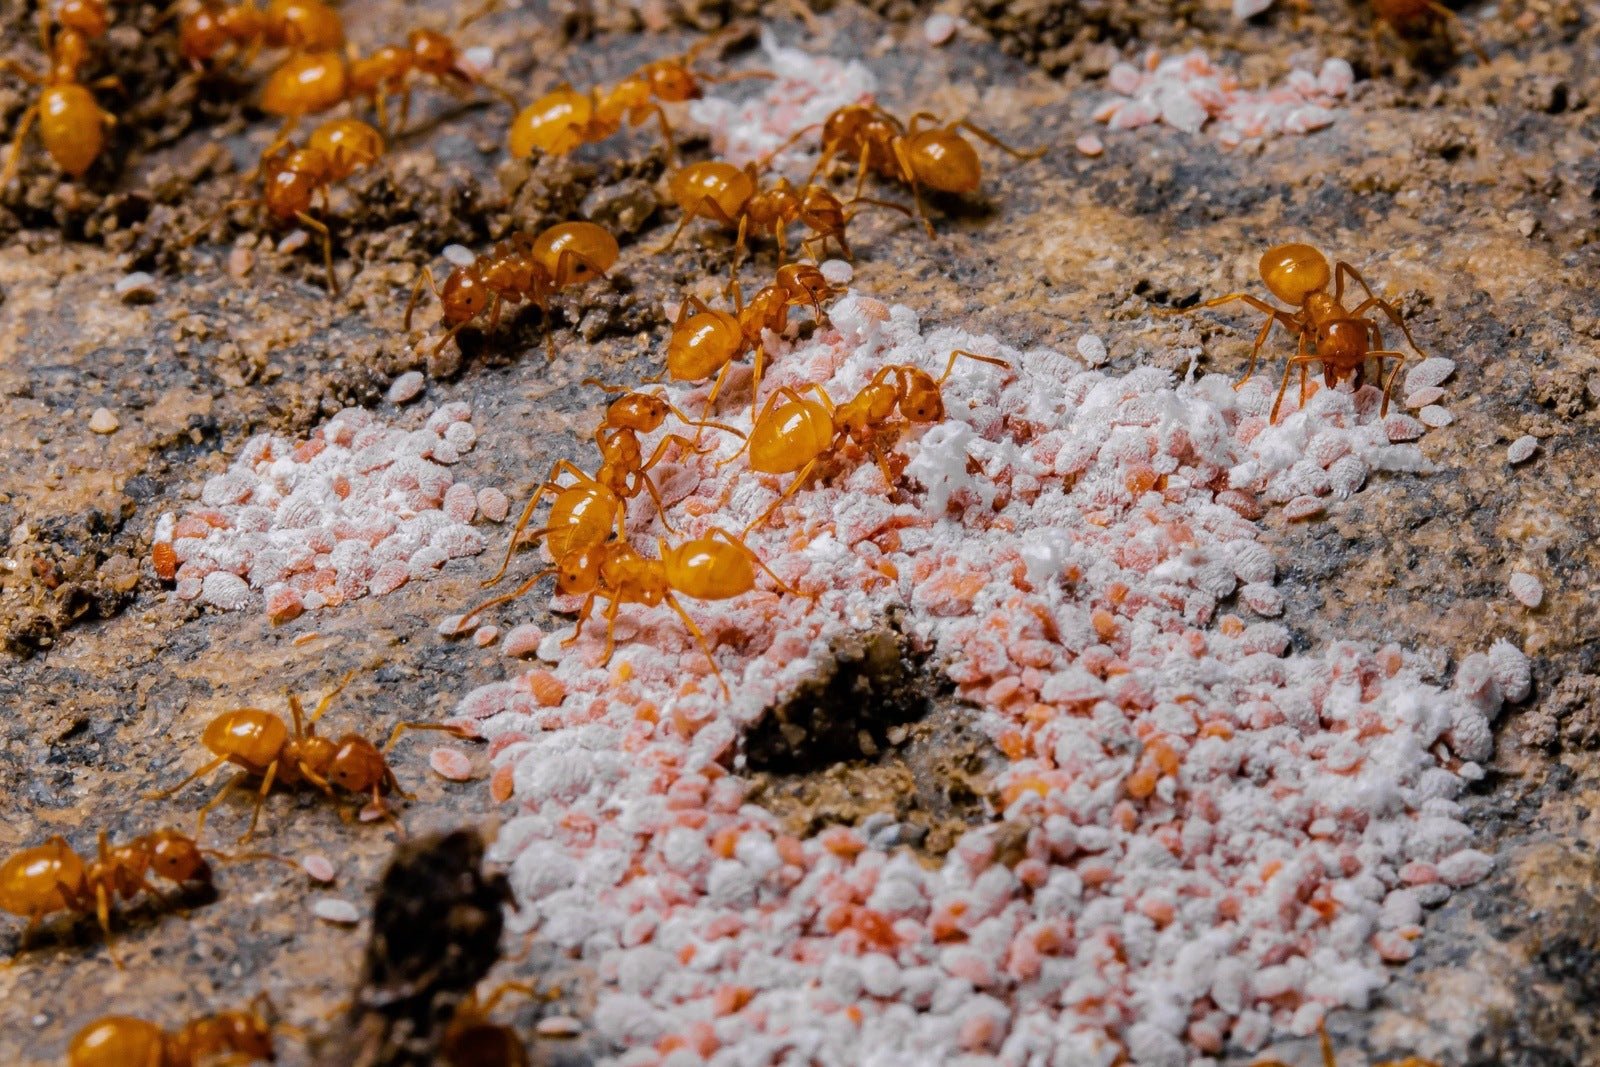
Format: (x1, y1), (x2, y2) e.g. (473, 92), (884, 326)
(404, 221), (619, 357)
(347, 9), (518, 134)
(472, 531), (800, 697)
(807, 104), (1044, 236)
(1157, 243), (1427, 423)
(585, 381), (745, 528)
(177, 0), (345, 72)
(666, 263), (845, 419)
(190, 116), (384, 293)
(507, 34), (768, 162)
(1368, 0), (1487, 67)
(0, 828), (280, 967)
(728, 349), (1012, 533)
(144, 670), (470, 840)
(0, 5), (116, 187)
(259, 48), (349, 127)
(1253, 1024), (1438, 1067)
(67, 994), (284, 1066)
(655, 159), (908, 262)
(440, 980), (542, 1067)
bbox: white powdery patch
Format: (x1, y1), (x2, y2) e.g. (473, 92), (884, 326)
(1094, 51), (1353, 147)
(688, 29), (877, 169)
(454, 295), (1506, 1063)
(156, 403), (489, 622)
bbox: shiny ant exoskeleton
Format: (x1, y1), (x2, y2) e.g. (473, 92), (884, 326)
(655, 159), (908, 262)
(808, 103), (1044, 236)
(666, 263), (845, 419)
(727, 349), (1012, 533)
(145, 671), (470, 839)
(259, 48), (349, 126)
(347, 5), (517, 135)
(177, 0), (345, 72)
(189, 116), (384, 293)
(404, 221), (620, 356)
(507, 34), (768, 163)
(0, 828), (282, 967)
(0, 5), (116, 186)
(1158, 243), (1428, 422)
(67, 994), (283, 1066)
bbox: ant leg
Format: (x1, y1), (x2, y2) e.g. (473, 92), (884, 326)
(459, 566), (556, 631)
(662, 592), (728, 698)
(706, 527), (807, 597)
(955, 119), (1047, 160)
(477, 980), (540, 1014)
(306, 668), (360, 726)
(144, 754), (229, 801)
(890, 138), (936, 238)
(642, 102), (676, 164)
(654, 194), (741, 255)
(293, 210), (337, 295)
(240, 760), (280, 842)
(940, 348), (1012, 383)
(742, 456), (819, 537)
(486, 292), (504, 332)
(551, 248), (612, 290)
(1426, 0), (1488, 61)
(404, 268), (441, 331)
(432, 314), (480, 357)
(560, 592), (599, 647)
(782, 0), (821, 34)
(0, 104), (39, 190)
(851, 141), (872, 204)
(754, 122), (823, 170)
(659, 401), (745, 439)
(485, 474), (572, 588)
(1348, 292), (1427, 359)
(1369, 350), (1410, 415)
(92, 883), (122, 969)
(1238, 312), (1279, 387)
(1155, 291), (1290, 320)
(195, 771), (250, 837)
(596, 595), (623, 666)
(383, 721), (474, 752)
(1269, 354), (1298, 424)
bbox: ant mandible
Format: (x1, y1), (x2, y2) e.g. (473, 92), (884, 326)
(144, 670), (470, 839)
(0, 6), (116, 187)
(190, 116), (384, 293)
(68, 994), (282, 1067)
(808, 104), (1044, 236)
(404, 221), (620, 357)
(177, 0), (345, 72)
(507, 33), (767, 163)
(1368, 0), (1487, 67)
(1158, 243), (1428, 422)
(729, 349), (1012, 533)
(654, 159), (908, 262)
(0, 828), (280, 967)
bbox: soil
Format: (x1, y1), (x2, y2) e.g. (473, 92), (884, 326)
(1, 0), (1598, 1063)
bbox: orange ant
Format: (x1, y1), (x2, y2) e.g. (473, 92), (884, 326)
(188, 116), (383, 293)
(1158, 243), (1428, 422)
(507, 34), (768, 163)
(67, 994), (285, 1066)
(726, 349), (1012, 533)
(347, 3), (517, 135)
(807, 104), (1044, 236)
(404, 221), (620, 357)
(0, 828), (282, 967)
(1368, 0), (1487, 66)
(666, 262), (845, 419)
(259, 48), (349, 126)
(0, 5), (117, 186)
(474, 531), (801, 697)
(177, 0), (345, 72)
(655, 159), (908, 262)
(1253, 1024), (1439, 1067)
(144, 670), (470, 840)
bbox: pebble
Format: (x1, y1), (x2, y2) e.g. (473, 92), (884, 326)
(1508, 571), (1544, 608)
(228, 246), (256, 278)
(922, 13), (957, 45)
(1075, 133), (1105, 157)
(302, 854), (337, 883)
(820, 259), (854, 286)
(460, 46), (494, 75)
(311, 897), (361, 924)
(114, 271), (157, 304)
(443, 243), (476, 267)
(1506, 435), (1538, 464)
(387, 371), (426, 405)
(1233, 0), (1274, 16)
(536, 1016), (584, 1038)
(88, 407), (119, 434)
(429, 746), (475, 781)
(278, 230), (310, 253)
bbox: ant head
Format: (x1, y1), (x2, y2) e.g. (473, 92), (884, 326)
(646, 61), (700, 103)
(1259, 244), (1329, 306)
(307, 118), (384, 181)
(57, 0), (109, 38)
(775, 263), (837, 304)
(146, 830), (211, 884)
(557, 546), (603, 595)
(898, 370), (945, 422)
(407, 28), (457, 75)
(440, 268), (492, 322)
(608, 393), (667, 433)
(329, 737), (387, 793)
(822, 104), (875, 143)
(1316, 319), (1370, 364)
(218, 4), (267, 40)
